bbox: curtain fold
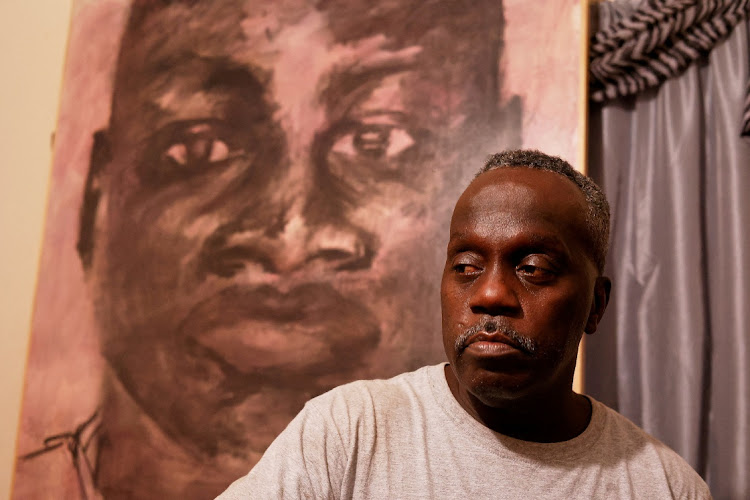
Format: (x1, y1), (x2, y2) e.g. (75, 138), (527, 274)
(586, 4), (750, 498)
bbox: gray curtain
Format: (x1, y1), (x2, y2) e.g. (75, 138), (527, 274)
(586, 8), (750, 500)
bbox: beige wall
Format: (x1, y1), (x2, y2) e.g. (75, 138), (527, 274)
(0, 1), (72, 497)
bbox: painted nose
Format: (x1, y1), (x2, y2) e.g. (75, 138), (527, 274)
(200, 131), (377, 276)
(201, 206), (375, 277)
(254, 213), (374, 274)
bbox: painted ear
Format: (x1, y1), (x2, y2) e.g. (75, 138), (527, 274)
(77, 129), (112, 270)
(584, 276), (611, 335)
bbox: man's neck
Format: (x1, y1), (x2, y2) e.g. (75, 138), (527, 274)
(443, 364), (592, 443)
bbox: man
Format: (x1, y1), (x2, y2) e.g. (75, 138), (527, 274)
(20, 0), (521, 498)
(218, 150), (711, 498)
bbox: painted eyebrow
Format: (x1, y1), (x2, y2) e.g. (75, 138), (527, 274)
(144, 56), (268, 122)
(320, 47), (422, 114)
(203, 63), (266, 95)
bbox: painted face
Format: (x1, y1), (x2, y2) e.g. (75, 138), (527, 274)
(84, 0), (517, 461)
(441, 168), (603, 407)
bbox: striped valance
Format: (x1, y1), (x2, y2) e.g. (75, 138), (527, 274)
(589, 0), (750, 135)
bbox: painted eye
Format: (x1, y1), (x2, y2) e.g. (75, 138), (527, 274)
(332, 123), (415, 161)
(161, 123), (234, 168)
(163, 137), (229, 167)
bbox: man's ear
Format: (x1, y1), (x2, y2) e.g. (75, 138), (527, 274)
(584, 276), (611, 335)
(77, 129), (111, 271)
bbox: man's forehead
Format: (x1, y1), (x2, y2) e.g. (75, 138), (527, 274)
(452, 168), (589, 235)
(470, 167), (582, 198)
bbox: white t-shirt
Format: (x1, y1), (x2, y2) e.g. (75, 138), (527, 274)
(218, 364), (711, 499)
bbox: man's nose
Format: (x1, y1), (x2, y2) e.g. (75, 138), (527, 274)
(469, 266), (522, 316)
(201, 201), (375, 277)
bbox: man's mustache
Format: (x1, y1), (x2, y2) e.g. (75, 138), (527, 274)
(455, 318), (537, 355)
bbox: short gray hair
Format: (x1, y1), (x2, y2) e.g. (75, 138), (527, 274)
(477, 149), (610, 273)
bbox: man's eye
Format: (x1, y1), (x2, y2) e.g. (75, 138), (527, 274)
(454, 263), (480, 275)
(518, 265), (541, 275)
(517, 264), (555, 282)
(331, 123), (415, 161)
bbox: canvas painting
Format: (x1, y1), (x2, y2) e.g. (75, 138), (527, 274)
(13, 0), (584, 498)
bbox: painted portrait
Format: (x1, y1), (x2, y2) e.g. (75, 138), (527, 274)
(13, 0), (583, 498)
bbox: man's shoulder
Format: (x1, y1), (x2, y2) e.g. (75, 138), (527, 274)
(311, 364), (440, 402)
(593, 399), (687, 457)
(592, 399), (712, 498)
(303, 364), (442, 421)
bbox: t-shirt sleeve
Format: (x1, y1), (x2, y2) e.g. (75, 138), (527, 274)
(654, 444), (713, 500)
(215, 398), (347, 500)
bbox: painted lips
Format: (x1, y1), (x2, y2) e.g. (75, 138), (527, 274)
(179, 283), (381, 375)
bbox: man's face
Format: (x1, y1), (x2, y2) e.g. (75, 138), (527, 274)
(85, 0), (515, 460)
(441, 168), (603, 407)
